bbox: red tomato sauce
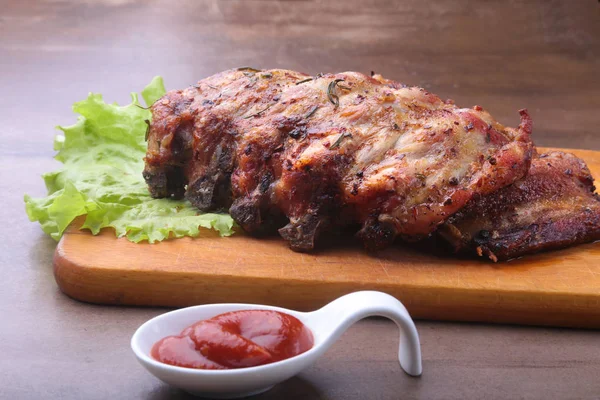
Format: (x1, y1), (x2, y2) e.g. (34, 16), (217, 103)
(151, 310), (314, 369)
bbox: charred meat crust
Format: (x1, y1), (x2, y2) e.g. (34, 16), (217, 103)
(144, 68), (556, 254)
(142, 165), (186, 199)
(440, 151), (600, 261)
(278, 212), (330, 252)
(356, 215), (399, 251)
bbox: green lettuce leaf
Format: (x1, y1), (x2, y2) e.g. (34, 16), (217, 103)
(24, 77), (235, 242)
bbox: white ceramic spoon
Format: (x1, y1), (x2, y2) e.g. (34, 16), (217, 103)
(131, 291), (422, 399)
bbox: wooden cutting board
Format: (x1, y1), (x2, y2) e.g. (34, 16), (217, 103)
(53, 148), (600, 328)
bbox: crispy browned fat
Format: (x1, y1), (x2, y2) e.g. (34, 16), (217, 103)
(143, 68), (534, 252)
(439, 151), (600, 261)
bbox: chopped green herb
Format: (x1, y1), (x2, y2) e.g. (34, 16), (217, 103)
(304, 105), (320, 119)
(330, 132), (352, 149)
(296, 77), (313, 85)
(327, 79), (350, 108)
(244, 104), (273, 119)
(144, 119), (151, 141)
(237, 66), (261, 73)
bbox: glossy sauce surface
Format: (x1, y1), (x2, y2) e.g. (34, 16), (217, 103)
(151, 310), (314, 369)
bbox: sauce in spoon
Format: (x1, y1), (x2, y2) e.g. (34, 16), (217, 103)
(151, 310), (314, 369)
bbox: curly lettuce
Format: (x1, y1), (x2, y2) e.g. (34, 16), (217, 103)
(24, 77), (235, 242)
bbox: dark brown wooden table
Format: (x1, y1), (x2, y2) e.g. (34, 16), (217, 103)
(2, 1), (599, 399)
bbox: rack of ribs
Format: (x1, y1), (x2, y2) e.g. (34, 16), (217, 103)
(142, 68), (597, 258)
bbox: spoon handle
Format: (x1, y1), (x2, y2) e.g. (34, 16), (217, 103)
(309, 291), (422, 376)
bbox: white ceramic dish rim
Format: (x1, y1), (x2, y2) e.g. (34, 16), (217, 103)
(131, 302), (329, 376)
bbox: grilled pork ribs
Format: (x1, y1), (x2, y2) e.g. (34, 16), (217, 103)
(143, 68), (599, 259)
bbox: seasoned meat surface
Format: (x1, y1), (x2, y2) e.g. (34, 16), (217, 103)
(439, 151), (600, 261)
(144, 68), (534, 251)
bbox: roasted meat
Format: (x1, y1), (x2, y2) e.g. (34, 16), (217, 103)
(144, 68), (535, 251)
(439, 151), (600, 261)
